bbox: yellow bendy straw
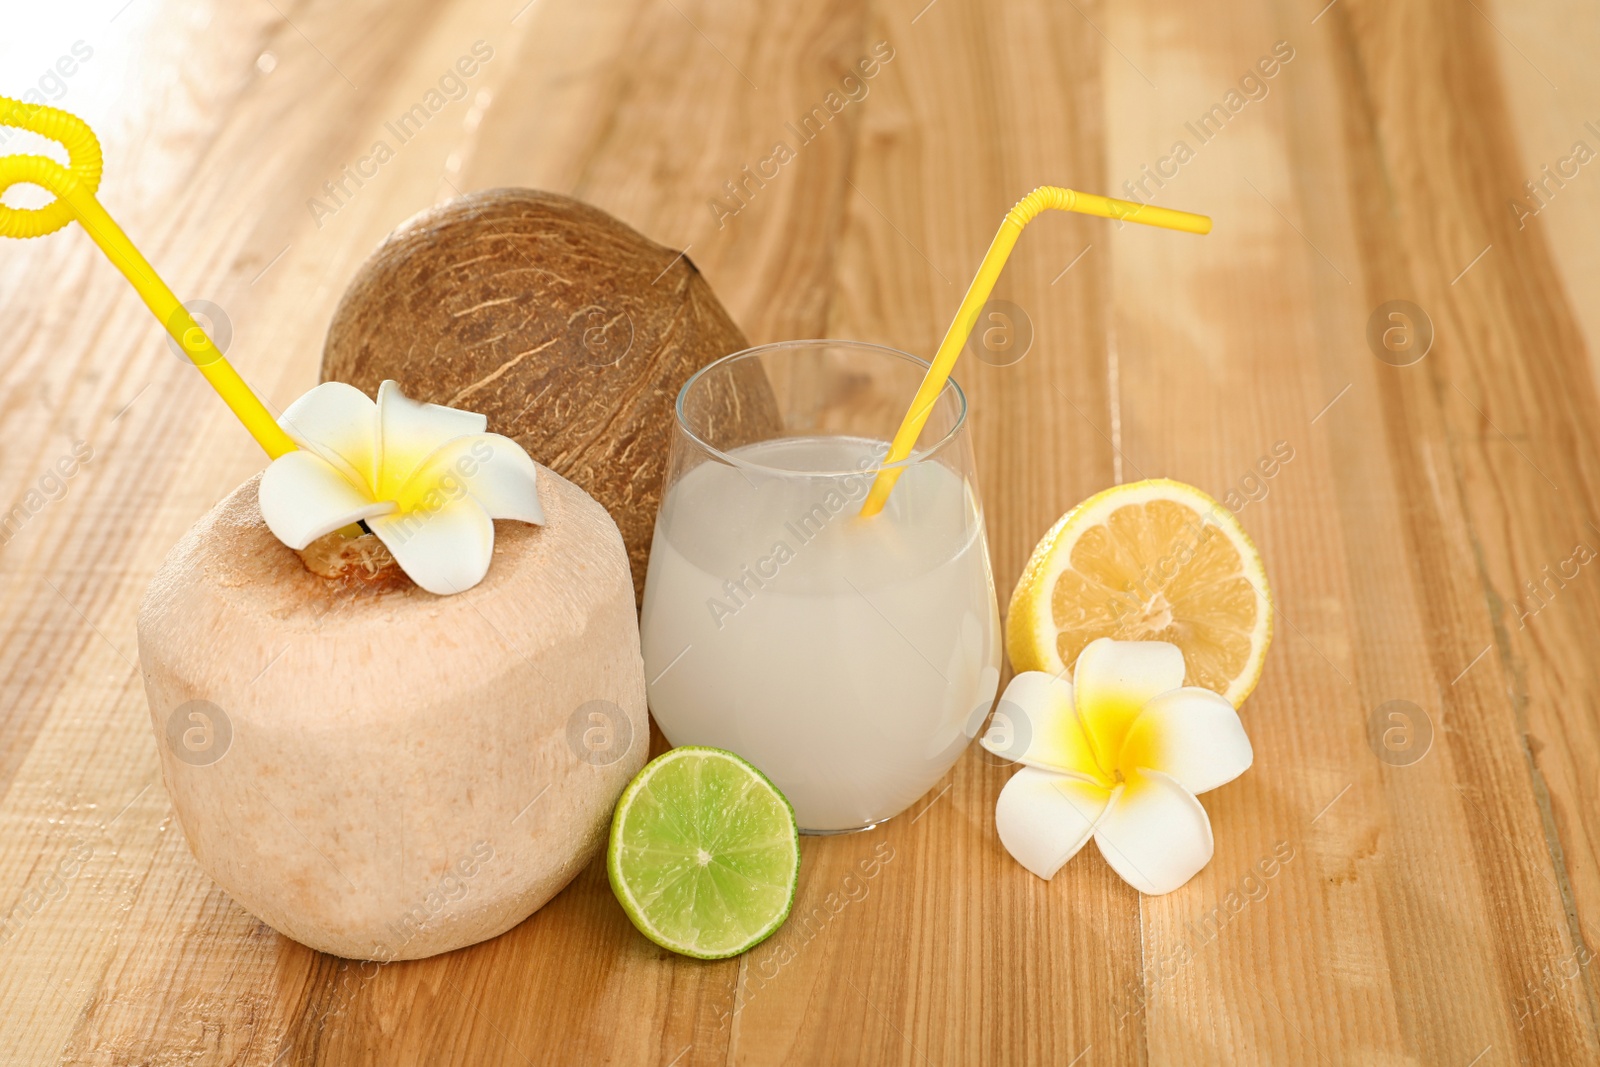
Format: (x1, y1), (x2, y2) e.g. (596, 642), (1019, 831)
(858, 185), (1210, 518)
(0, 97), (297, 458)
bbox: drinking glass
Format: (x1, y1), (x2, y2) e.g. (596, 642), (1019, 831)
(640, 340), (1000, 833)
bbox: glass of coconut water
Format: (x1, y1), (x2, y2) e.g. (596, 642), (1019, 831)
(640, 340), (1000, 833)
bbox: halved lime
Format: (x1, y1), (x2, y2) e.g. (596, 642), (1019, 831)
(607, 746), (800, 959)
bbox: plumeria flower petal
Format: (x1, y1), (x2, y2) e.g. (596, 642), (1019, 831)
(277, 380), (379, 491)
(1120, 687), (1253, 795)
(1092, 769), (1214, 895)
(980, 670), (1102, 779)
(1073, 638), (1185, 770)
(375, 379), (488, 498)
(368, 496), (495, 596)
(400, 434), (546, 526)
(259, 451), (396, 549)
(986, 637), (1253, 895)
(994, 767), (1111, 880)
(257, 380), (542, 595)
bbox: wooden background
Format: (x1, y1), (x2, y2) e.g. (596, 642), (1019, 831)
(2, 0), (1598, 1062)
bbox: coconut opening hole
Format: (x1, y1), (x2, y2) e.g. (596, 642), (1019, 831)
(295, 529), (413, 591)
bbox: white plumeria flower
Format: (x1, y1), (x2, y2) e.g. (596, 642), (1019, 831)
(258, 380), (544, 596)
(981, 638), (1253, 894)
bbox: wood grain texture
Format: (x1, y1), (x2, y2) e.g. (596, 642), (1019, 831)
(2, 0), (1598, 1063)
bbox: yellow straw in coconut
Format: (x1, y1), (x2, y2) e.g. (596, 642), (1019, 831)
(0, 97), (296, 458)
(858, 186), (1210, 518)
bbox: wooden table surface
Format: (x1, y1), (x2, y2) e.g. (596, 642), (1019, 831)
(4, 0), (1600, 1063)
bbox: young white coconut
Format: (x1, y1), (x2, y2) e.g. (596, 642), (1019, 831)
(138, 381), (645, 960)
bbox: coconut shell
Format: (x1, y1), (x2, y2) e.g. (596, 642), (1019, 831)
(320, 188), (780, 603)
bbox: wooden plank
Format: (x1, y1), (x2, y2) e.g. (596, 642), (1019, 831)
(1102, 0), (1600, 1061)
(712, 0), (1140, 1063)
(1456, 0), (1600, 977)
(1325, 0), (1600, 1057)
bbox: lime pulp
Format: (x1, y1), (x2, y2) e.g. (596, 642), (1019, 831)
(607, 746), (800, 959)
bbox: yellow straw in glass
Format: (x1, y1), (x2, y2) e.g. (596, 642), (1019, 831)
(858, 186), (1210, 517)
(0, 97), (297, 458)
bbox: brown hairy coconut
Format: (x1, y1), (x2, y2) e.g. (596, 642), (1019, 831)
(320, 188), (778, 603)
(138, 466), (645, 960)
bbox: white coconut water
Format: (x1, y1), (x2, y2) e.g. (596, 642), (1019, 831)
(641, 436), (1000, 832)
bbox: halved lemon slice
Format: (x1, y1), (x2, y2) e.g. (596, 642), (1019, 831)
(1006, 479), (1271, 706)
